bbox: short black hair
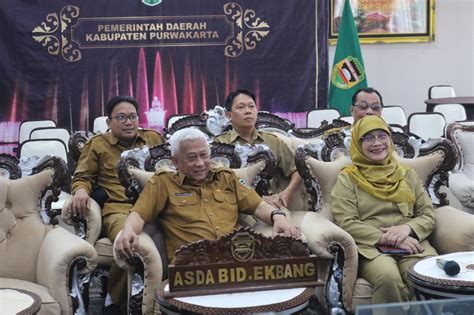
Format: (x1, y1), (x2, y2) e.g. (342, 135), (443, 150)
(224, 89), (256, 111)
(106, 95), (139, 117)
(351, 87), (384, 106)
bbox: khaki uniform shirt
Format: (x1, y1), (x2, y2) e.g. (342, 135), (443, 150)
(71, 129), (164, 215)
(331, 168), (436, 260)
(132, 167), (262, 261)
(214, 129), (296, 177)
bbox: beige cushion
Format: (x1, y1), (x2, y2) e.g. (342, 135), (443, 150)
(449, 173), (474, 209)
(431, 206), (474, 254)
(0, 172), (54, 283)
(129, 168), (155, 186)
(450, 129), (474, 209)
(394, 151), (444, 185)
(0, 278), (61, 315)
(455, 128), (474, 165)
(306, 154), (351, 206)
(233, 160), (265, 186)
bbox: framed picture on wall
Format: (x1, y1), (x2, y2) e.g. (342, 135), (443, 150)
(329, 0), (435, 44)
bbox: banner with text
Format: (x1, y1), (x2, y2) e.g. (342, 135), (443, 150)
(0, 0), (327, 140)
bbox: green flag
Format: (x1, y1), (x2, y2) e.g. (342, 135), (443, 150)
(328, 0), (367, 116)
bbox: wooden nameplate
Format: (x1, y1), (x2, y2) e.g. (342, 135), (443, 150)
(166, 226), (321, 297)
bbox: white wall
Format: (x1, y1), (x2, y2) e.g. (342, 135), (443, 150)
(328, 0), (474, 116)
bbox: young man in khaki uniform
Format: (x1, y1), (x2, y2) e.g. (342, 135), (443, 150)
(69, 95), (165, 313)
(115, 128), (301, 264)
(214, 89), (301, 209)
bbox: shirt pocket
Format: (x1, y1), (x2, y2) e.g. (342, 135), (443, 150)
(168, 194), (200, 223)
(213, 191), (238, 222)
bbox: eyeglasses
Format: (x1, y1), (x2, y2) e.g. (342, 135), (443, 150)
(110, 113), (139, 123)
(353, 102), (382, 112)
(361, 132), (390, 144)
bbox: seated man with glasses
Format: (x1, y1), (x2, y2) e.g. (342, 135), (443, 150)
(350, 87), (384, 123)
(323, 87), (384, 138)
(69, 95), (165, 313)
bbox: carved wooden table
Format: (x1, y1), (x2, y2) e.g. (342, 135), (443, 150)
(407, 251), (474, 300)
(157, 280), (315, 314)
(0, 288), (41, 314)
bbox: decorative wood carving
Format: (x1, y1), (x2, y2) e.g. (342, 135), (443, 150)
(164, 113), (212, 138)
(31, 156), (68, 224)
(446, 121), (474, 171)
(417, 138), (457, 207)
(174, 226), (310, 266)
(291, 119), (351, 139)
(255, 112), (295, 132)
(167, 226), (319, 297)
(210, 142), (242, 168)
(68, 130), (94, 162)
(0, 153), (22, 179)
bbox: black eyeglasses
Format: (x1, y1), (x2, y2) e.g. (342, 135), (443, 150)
(110, 113), (139, 123)
(353, 102), (382, 112)
(360, 132), (390, 145)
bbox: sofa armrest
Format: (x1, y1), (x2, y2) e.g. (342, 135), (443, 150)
(36, 226), (98, 313)
(61, 196), (102, 245)
(114, 231), (164, 315)
(294, 211), (359, 312)
(431, 206), (474, 254)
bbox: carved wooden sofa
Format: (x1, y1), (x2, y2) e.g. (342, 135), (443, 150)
(0, 154), (97, 314)
(294, 137), (474, 313)
(111, 142), (276, 314)
(446, 121), (474, 213)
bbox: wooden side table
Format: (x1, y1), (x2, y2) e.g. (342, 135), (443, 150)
(0, 288), (41, 314)
(157, 280), (315, 314)
(407, 251), (474, 300)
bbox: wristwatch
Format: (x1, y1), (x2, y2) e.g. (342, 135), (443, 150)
(270, 209), (287, 225)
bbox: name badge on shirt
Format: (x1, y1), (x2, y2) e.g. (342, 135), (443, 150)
(175, 192), (193, 197)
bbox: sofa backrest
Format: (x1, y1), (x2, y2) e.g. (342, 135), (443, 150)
(0, 156), (67, 282)
(447, 122), (474, 172)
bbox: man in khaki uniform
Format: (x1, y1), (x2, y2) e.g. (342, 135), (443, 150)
(350, 87), (384, 123)
(323, 87), (385, 138)
(214, 89), (301, 208)
(115, 128), (301, 264)
(69, 95), (164, 313)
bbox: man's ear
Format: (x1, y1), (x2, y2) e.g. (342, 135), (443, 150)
(171, 156), (179, 169)
(106, 117), (111, 126)
(349, 106), (355, 116)
(225, 111), (232, 119)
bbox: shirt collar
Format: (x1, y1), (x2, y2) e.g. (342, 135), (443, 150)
(229, 128), (262, 143)
(177, 168), (217, 186)
(107, 130), (145, 146)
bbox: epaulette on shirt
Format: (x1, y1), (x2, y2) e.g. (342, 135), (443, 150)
(210, 165), (233, 174)
(154, 167), (176, 176)
(85, 132), (108, 144)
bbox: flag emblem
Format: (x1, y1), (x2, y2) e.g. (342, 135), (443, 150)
(328, 0), (367, 116)
(331, 56), (365, 89)
(142, 0), (161, 6)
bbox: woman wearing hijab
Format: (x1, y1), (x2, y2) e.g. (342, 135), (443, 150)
(330, 116), (437, 303)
